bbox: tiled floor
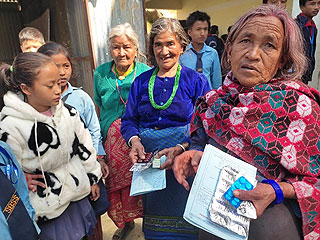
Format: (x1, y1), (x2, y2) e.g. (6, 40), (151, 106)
(101, 214), (145, 240)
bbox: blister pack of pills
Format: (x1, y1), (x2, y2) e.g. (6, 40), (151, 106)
(208, 166), (257, 238)
(129, 151), (160, 172)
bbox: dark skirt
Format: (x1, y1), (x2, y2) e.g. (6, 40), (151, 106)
(140, 126), (198, 240)
(37, 198), (96, 240)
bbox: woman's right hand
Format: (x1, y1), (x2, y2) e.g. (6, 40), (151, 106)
(24, 172), (46, 192)
(172, 150), (203, 191)
(129, 137), (146, 163)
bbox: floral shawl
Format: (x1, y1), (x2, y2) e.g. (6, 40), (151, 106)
(191, 72), (320, 239)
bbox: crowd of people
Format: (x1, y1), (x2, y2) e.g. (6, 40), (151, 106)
(0, 1), (320, 240)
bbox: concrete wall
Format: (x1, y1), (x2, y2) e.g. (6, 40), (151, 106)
(176, 0), (293, 35)
(88, 0), (146, 67)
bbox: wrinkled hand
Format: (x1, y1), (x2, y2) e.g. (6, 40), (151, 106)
(24, 172), (46, 192)
(172, 150), (203, 191)
(157, 146), (184, 170)
(98, 159), (109, 179)
(233, 183), (276, 217)
(129, 138), (145, 163)
(90, 183), (100, 201)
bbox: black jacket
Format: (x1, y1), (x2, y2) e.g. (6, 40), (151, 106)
(295, 14), (318, 83)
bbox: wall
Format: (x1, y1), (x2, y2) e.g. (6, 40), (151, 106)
(88, 0), (146, 67)
(177, 0), (293, 35)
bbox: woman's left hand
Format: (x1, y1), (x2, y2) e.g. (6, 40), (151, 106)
(233, 183), (276, 217)
(90, 183), (100, 201)
(157, 146), (184, 170)
(98, 159), (109, 179)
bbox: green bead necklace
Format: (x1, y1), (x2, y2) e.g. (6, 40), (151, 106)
(148, 64), (181, 110)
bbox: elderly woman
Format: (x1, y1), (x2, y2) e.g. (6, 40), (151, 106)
(93, 23), (150, 239)
(173, 5), (320, 240)
(120, 18), (210, 239)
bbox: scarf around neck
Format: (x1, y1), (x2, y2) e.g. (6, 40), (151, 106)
(191, 72), (320, 239)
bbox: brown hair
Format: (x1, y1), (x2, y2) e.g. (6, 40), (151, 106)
(221, 5), (307, 81)
(18, 27), (45, 45)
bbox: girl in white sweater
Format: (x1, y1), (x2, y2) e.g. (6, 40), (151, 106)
(0, 52), (102, 240)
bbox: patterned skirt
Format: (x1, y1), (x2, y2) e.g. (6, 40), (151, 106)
(104, 119), (143, 228)
(140, 125), (198, 240)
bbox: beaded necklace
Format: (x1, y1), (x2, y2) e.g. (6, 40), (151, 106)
(112, 63), (136, 106)
(148, 64), (181, 110)
(114, 63), (134, 80)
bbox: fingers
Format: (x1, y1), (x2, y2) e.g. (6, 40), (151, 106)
(90, 185), (100, 201)
(32, 179), (46, 189)
(173, 167), (190, 191)
(25, 172), (46, 192)
(157, 148), (169, 158)
(160, 149), (174, 170)
(160, 157), (173, 170)
(95, 186), (100, 200)
(100, 162), (109, 179)
(129, 141), (146, 163)
(172, 153), (192, 190)
(191, 151), (202, 173)
(129, 150), (138, 163)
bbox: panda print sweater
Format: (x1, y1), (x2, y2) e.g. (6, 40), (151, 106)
(0, 91), (102, 221)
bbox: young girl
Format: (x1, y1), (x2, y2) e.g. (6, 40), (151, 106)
(0, 52), (102, 240)
(38, 41), (110, 239)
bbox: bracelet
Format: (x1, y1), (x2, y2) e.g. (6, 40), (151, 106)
(176, 144), (186, 152)
(261, 179), (284, 205)
(128, 135), (140, 148)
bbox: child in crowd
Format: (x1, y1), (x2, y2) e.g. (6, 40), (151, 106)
(38, 41), (109, 240)
(295, 0), (320, 84)
(0, 52), (102, 240)
(180, 11), (222, 89)
(19, 27), (45, 53)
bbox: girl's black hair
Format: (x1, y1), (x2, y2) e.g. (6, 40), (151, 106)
(38, 41), (72, 67)
(38, 41), (75, 78)
(0, 52), (54, 110)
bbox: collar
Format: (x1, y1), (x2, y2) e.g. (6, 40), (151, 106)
(298, 13), (316, 27)
(188, 42), (211, 54)
(61, 82), (81, 98)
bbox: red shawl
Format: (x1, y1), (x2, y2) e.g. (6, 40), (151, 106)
(191, 72), (320, 239)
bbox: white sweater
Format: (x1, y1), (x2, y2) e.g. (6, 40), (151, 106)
(0, 91), (102, 221)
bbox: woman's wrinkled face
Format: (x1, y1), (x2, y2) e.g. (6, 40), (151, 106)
(110, 35), (137, 71)
(226, 16), (284, 87)
(153, 30), (183, 73)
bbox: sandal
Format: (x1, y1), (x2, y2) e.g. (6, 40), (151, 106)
(112, 221), (135, 240)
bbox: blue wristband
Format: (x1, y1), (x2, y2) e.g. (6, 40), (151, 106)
(261, 179), (284, 205)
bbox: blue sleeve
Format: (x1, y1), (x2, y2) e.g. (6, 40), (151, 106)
(193, 74), (210, 105)
(120, 77), (141, 143)
(82, 93), (106, 155)
(190, 128), (208, 151)
(210, 50), (222, 90)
